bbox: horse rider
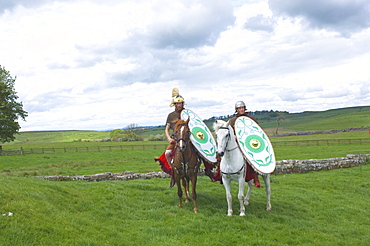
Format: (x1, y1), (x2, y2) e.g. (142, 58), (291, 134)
(165, 90), (185, 166)
(229, 101), (261, 187)
(165, 88), (216, 186)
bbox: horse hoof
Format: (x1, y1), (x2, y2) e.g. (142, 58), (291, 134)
(240, 213), (245, 217)
(266, 207), (272, 211)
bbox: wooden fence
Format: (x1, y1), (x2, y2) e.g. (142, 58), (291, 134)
(1, 138), (369, 156)
(0, 144), (168, 156)
(273, 138), (370, 146)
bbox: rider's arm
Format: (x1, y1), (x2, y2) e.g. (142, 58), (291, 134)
(165, 124), (175, 143)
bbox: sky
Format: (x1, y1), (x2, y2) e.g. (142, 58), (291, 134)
(1, 0), (370, 131)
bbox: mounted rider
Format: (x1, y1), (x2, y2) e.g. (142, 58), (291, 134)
(157, 88), (217, 187)
(229, 101), (261, 187)
(165, 88), (185, 165)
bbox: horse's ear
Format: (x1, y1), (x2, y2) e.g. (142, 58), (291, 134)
(213, 121), (217, 131)
(186, 117), (190, 124)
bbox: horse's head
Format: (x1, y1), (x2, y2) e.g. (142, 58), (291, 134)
(213, 120), (230, 157)
(174, 118), (191, 152)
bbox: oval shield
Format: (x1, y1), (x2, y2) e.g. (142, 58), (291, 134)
(181, 109), (217, 163)
(235, 116), (276, 174)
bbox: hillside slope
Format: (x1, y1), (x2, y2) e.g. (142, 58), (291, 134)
(8, 105), (370, 144)
(204, 105), (370, 135)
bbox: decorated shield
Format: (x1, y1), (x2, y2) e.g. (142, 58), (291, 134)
(181, 109), (217, 163)
(235, 116), (276, 174)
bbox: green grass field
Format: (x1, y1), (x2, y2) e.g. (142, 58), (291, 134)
(0, 106), (369, 245)
(1, 165), (369, 245)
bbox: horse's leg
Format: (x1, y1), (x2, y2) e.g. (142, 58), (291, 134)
(191, 174), (198, 213)
(263, 174), (272, 211)
(176, 177), (183, 208)
(222, 176), (233, 216)
(244, 180), (253, 206)
(237, 175), (246, 216)
(182, 178), (189, 203)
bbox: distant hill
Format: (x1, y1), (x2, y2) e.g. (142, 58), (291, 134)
(9, 105), (370, 144)
(203, 105), (370, 135)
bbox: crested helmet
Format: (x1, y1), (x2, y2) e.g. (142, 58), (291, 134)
(169, 88), (185, 107)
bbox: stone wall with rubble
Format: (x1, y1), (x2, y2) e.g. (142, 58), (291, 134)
(35, 154), (369, 182)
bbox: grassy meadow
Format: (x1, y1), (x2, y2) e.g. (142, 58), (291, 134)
(1, 165), (369, 245)
(0, 106), (369, 245)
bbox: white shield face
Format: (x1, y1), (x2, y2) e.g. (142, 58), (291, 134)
(181, 109), (217, 163)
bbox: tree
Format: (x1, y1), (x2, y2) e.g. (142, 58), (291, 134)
(110, 129), (126, 141)
(275, 112), (287, 135)
(109, 124), (143, 141)
(0, 66), (28, 143)
(124, 123), (143, 141)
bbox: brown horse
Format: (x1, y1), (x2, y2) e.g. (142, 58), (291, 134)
(172, 118), (200, 213)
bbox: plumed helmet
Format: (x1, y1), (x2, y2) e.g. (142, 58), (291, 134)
(170, 88), (185, 107)
(235, 101), (246, 110)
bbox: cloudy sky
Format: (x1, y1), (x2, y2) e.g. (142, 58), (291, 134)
(1, 0), (370, 131)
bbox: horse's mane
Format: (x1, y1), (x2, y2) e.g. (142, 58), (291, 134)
(213, 119), (229, 132)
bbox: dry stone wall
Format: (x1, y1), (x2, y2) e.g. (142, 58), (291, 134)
(35, 154), (369, 182)
(274, 154), (369, 174)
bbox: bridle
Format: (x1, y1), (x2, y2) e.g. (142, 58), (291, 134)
(218, 126), (239, 153)
(175, 123), (190, 149)
(173, 122), (197, 175)
(218, 126), (245, 175)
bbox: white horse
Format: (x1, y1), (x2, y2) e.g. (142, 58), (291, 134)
(214, 120), (272, 216)
(245, 169), (272, 212)
(214, 120), (246, 216)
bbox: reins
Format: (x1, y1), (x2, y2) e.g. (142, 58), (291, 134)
(221, 164), (245, 175)
(218, 125), (245, 175)
(173, 123), (197, 175)
(219, 126), (239, 152)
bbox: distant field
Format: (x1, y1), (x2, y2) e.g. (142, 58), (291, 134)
(6, 130), (110, 144)
(6, 105), (369, 145)
(1, 105), (369, 177)
(254, 106), (370, 131)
